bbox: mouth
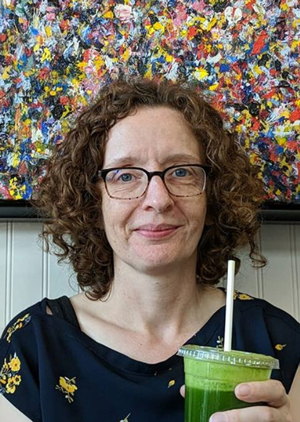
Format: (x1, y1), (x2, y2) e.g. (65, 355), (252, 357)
(134, 224), (179, 239)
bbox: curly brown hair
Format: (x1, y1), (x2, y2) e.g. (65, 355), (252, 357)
(34, 78), (266, 300)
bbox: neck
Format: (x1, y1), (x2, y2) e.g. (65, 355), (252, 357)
(102, 261), (218, 338)
(73, 261), (225, 364)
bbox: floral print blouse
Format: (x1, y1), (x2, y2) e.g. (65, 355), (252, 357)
(1, 290), (300, 422)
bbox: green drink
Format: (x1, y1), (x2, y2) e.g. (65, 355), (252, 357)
(177, 345), (279, 422)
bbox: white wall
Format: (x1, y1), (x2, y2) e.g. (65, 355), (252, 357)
(0, 222), (78, 334)
(0, 222), (299, 334)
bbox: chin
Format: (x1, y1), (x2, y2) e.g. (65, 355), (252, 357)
(130, 249), (193, 273)
(134, 261), (178, 276)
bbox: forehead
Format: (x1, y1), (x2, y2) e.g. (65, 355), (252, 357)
(103, 106), (204, 167)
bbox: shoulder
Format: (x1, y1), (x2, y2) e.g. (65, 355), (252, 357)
(0, 300), (47, 405)
(234, 290), (300, 333)
(232, 291), (300, 392)
(233, 290), (300, 369)
(0, 300), (51, 376)
(0, 299), (58, 422)
(1, 299), (48, 344)
(0, 296), (80, 363)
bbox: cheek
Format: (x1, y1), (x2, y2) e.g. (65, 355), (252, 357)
(102, 205), (118, 235)
(189, 206), (207, 242)
(101, 211), (122, 252)
(101, 197), (116, 238)
(186, 197), (207, 225)
(101, 200), (131, 238)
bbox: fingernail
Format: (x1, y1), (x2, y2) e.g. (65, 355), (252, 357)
(209, 413), (226, 422)
(236, 383), (251, 396)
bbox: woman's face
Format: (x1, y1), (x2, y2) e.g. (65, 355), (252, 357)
(100, 106), (208, 275)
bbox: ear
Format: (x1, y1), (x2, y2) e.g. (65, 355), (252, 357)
(205, 212), (214, 226)
(198, 223), (211, 251)
(97, 214), (105, 230)
(204, 176), (213, 227)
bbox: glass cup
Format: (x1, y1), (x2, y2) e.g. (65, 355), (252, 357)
(177, 345), (279, 422)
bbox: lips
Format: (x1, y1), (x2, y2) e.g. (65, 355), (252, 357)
(134, 224), (180, 239)
(136, 224), (178, 231)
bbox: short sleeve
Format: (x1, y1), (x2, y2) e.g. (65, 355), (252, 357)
(263, 303), (300, 392)
(0, 312), (42, 422)
(232, 294), (300, 393)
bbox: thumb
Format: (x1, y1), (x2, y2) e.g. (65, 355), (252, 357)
(180, 385), (186, 397)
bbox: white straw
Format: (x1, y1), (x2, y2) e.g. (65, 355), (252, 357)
(224, 259), (236, 352)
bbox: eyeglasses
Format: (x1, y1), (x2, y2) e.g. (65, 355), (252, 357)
(98, 164), (210, 200)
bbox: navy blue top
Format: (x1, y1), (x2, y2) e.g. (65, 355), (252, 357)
(1, 291), (300, 422)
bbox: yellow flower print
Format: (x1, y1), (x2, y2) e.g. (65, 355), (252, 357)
(238, 293), (253, 300)
(168, 380), (176, 388)
(233, 291), (253, 301)
(120, 413), (131, 422)
(12, 375), (22, 385)
(4, 314), (31, 343)
(0, 354), (22, 395)
(6, 378), (16, 394)
(9, 356), (21, 372)
(275, 344), (286, 351)
(2, 359), (9, 372)
(56, 376), (78, 403)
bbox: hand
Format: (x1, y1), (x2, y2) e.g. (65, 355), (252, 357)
(180, 380), (292, 422)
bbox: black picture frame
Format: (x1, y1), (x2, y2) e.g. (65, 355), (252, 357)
(1, 3), (299, 222)
(259, 202), (300, 224)
(0, 200), (41, 221)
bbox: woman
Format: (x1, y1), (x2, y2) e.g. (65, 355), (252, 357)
(0, 79), (299, 421)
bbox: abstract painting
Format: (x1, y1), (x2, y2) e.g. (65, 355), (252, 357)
(0, 0), (299, 206)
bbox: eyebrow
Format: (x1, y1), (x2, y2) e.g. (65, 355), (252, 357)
(104, 153), (202, 168)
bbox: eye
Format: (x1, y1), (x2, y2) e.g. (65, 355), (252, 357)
(112, 171), (136, 183)
(172, 167), (190, 178)
(119, 173), (133, 182)
(107, 169), (141, 183)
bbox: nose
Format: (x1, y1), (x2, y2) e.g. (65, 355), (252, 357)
(142, 175), (174, 212)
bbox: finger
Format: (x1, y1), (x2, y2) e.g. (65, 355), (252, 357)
(180, 385), (185, 397)
(235, 380), (288, 407)
(210, 405), (286, 422)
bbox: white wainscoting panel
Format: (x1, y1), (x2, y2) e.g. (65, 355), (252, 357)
(10, 222), (44, 321)
(260, 225), (298, 319)
(0, 222), (76, 334)
(0, 221), (299, 335)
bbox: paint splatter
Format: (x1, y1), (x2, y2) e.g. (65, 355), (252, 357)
(0, 0), (299, 202)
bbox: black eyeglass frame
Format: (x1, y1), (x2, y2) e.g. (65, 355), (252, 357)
(98, 164), (211, 200)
